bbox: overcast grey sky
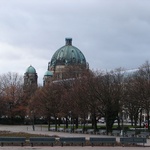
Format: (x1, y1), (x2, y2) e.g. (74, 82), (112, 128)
(0, 0), (150, 84)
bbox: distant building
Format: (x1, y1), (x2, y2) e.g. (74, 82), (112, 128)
(24, 38), (89, 87)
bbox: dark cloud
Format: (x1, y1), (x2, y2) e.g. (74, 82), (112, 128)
(0, 0), (150, 84)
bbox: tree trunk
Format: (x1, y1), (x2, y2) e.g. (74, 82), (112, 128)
(117, 117), (121, 129)
(91, 113), (97, 133)
(105, 109), (118, 135)
(58, 118), (61, 126)
(48, 116), (51, 131)
(139, 109), (142, 128)
(54, 117), (57, 131)
(65, 116), (68, 128)
(75, 117), (78, 128)
(146, 110), (149, 129)
(83, 115), (86, 133)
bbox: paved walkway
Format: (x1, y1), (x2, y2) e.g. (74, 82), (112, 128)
(0, 147), (149, 150)
(0, 125), (112, 139)
(0, 125), (149, 150)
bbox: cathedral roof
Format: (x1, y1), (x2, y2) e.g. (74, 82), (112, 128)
(26, 65), (36, 74)
(49, 38), (86, 68)
(44, 70), (53, 76)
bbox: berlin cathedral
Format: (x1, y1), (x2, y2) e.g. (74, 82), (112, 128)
(23, 38), (89, 87)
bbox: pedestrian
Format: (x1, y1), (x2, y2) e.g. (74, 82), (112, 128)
(145, 123), (148, 128)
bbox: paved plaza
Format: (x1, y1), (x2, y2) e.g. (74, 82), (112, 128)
(0, 125), (149, 150)
(0, 147), (149, 150)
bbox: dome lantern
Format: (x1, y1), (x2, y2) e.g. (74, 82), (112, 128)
(65, 38), (72, 46)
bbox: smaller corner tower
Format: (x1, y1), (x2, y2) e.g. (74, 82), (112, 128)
(43, 70), (53, 86)
(24, 65), (38, 90)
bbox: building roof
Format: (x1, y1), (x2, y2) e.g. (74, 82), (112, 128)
(44, 70), (53, 76)
(26, 65), (36, 74)
(49, 38), (87, 69)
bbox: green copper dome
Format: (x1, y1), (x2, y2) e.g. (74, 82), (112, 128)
(26, 65), (36, 74)
(44, 70), (53, 76)
(49, 38), (86, 69)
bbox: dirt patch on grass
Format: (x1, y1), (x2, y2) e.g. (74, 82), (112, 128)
(0, 130), (58, 139)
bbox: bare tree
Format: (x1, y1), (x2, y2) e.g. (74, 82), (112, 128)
(133, 61), (150, 129)
(94, 69), (125, 134)
(123, 70), (143, 127)
(0, 72), (25, 124)
(29, 83), (62, 131)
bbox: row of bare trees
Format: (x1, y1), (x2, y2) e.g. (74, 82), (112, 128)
(28, 61), (150, 133)
(1, 61), (150, 134)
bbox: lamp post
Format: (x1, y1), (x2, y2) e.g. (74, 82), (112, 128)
(69, 111), (72, 132)
(122, 110), (125, 136)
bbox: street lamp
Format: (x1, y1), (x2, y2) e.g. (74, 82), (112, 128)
(69, 111), (72, 132)
(122, 110), (125, 136)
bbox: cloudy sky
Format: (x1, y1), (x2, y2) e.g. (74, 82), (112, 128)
(0, 0), (150, 84)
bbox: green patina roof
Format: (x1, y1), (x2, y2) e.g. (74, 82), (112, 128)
(44, 70), (53, 76)
(49, 38), (86, 68)
(26, 65), (36, 74)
